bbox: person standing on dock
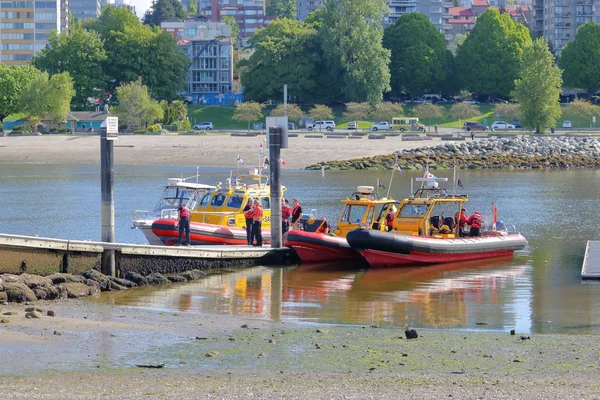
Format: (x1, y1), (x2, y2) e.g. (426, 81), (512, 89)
(282, 199), (291, 234)
(243, 200), (254, 245)
(467, 211), (482, 237)
(251, 198), (263, 246)
(291, 198), (303, 230)
(177, 205), (191, 245)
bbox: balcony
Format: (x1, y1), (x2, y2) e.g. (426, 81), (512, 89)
(442, 23), (452, 30)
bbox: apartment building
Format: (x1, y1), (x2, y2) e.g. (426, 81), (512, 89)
(297, 0), (323, 21)
(542, 0), (600, 55)
(69, 0), (100, 21)
(197, 0), (272, 44)
(162, 20), (238, 104)
(0, 0), (66, 65)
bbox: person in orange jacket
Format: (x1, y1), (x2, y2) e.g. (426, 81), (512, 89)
(243, 199), (254, 245)
(177, 205), (191, 245)
(281, 198), (291, 234)
(251, 198), (263, 246)
(467, 211), (482, 237)
(455, 208), (468, 237)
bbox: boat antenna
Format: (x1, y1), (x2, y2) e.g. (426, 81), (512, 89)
(386, 153), (399, 198)
(321, 165), (325, 178)
(452, 163), (457, 196)
(229, 170), (233, 189)
(196, 166), (199, 183)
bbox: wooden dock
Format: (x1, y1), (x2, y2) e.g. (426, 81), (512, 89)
(581, 241), (600, 279)
(0, 233), (295, 277)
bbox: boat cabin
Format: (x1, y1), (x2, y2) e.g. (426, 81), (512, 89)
(333, 186), (399, 237)
(147, 178), (214, 219)
(393, 188), (468, 238)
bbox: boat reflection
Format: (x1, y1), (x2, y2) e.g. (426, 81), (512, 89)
(93, 258), (529, 330)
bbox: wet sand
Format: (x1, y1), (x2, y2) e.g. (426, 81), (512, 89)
(1, 298), (599, 399)
(0, 133), (454, 169)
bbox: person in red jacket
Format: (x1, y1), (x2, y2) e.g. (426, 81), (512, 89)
(251, 198), (263, 246)
(177, 205), (191, 245)
(455, 208), (468, 237)
(243, 200), (254, 245)
(467, 211), (482, 237)
(291, 198), (303, 230)
(281, 198), (291, 234)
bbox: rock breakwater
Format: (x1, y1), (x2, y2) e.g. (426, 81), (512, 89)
(306, 136), (600, 170)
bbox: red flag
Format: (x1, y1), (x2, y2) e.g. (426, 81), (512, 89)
(281, 159), (286, 165)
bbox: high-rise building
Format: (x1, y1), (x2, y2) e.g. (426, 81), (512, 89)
(297, 0), (323, 21)
(542, 0), (600, 55)
(0, 0), (65, 65)
(198, 0), (271, 44)
(69, 0), (100, 21)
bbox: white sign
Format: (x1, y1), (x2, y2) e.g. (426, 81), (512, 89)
(593, 116), (596, 123)
(106, 117), (118, 134)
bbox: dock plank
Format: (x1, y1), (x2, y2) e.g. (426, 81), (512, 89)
(581, 241), (600, 279)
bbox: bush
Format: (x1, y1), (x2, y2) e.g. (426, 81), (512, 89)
(11, 125), (27, 133)
(162, 124), (178, 132)
(178, 120), (191, 132)
(134, 127), (147, 134)
(147, 124), (162, 133)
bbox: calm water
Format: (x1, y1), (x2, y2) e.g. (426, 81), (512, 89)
(2, 163), (600, 334)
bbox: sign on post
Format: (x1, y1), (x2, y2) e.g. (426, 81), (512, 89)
(265, 116), (288, 148)
(101, 117), (119, 140)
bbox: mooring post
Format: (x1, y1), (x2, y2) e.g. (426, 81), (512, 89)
(269, 126), (282, 248)
(100, 116), (118, 276)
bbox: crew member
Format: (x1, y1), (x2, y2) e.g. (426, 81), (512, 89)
(282, 198), (291, 234)
(291, 198), (303, 230)
(456, 208), (468, 237)
(385, 206), (397, 232)
(467, 211), (482, 237)
(251, 198), (263, 246)
(243, 200), (254, 245)
(177, 204), (191, 246)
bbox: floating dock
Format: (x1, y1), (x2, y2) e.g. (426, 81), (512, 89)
(581, 241), (600, 279)
(0, 233), (295, 277)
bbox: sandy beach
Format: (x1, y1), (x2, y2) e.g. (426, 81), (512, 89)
(0, 133), (453, 169)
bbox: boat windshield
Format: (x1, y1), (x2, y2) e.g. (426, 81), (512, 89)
(398, 204), (429, 217)
(154, 187), (197, 211)
(340, 204), (368, 223)
(226, 195), (244, 210)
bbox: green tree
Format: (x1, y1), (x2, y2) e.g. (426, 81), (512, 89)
(239, 18), (321, 104)
(270, 103), (305, 122)
(343, 102), (371, 126)
(233, 101), (264, 132)
(188, 0), (197, 15)
(370, 102), (403, 123)
(513, 39), (562, 134)
(383, 13), (454, 100)
(450, 102), (480, 130)
(320, 0), (391, 106)
(19, 72), (75, 130)
(413, 103), (443, 131)
(456, 8), (531, 98)
(0, 64), (41, 122)
(112, 78), (164, 130)
(565, 99), (596, 132)
(559, 23), (600, 95)
(309, 104), (334, 127)
(142, 0), (187, 27)
(32, 24), (107, 110)
(266, 0), (296, 18)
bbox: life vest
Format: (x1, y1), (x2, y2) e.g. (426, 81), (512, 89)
(468, 212), (482, 229)
(292, 204), (302, 222)
(244, 203), (254, 219)
(385, 212), (394, 227)
(282, 205), (291, 222)
(179, 205), (190, 218)
(253, 205), (263, 221)
(456, 212), (467, 228)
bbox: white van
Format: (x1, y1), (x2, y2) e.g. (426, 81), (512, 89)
(419, 94), (442, 103)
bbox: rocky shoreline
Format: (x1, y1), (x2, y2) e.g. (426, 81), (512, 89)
(0, 269), (210, 303)
(306, 136), (600, 170)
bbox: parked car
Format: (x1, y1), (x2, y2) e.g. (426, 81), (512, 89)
(433, 98), (455, 105)
(307, 120), (335, 132)
(347, 122), (358, 130)
(370, 121), (391, 131)
(511, 119), (521, 128)
(463, 122), (487, 132)
(491, 121), (515, 130)
(562, 120), (572, 128)
(193, 122), (213, 130)
(287, 122), (297, 130)
(419, 94), (442, 103)
(462, 99), (479, 105)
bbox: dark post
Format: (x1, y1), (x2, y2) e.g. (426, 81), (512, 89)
(100, 126), (115, 276)
(269, 126), (282, 248)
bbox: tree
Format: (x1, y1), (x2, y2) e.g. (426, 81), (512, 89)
(112, 78), (164, 130)
(413, 103), (443, 132)
(233, 101), (264, 132)
(513, 39), (562, 134)
(270, 104), (305, 122)
(493, 103), (521, 121)
(455, 8), (531, 98)
(266, 0), (296, 19)
(32, 24), (107, 109)
(450, 102), (480, 130)
(565, 99), (596, 132)
(309, 104), (334, 121)
(188, 0), (197, 15)
(142, 0), (187, 27)
(343, 102), (371, 127)
(0, 64), (41, 122)
(320, 0), (391, 106)
(559, 23), (600, 95)
(383, 13), (454, 100)
(370, 102), (403, 123)
(239, 18), (321, 104)
(19, 72), (75, 130)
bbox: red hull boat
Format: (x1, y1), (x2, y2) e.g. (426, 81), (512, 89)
(283, 230), (367, 266)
